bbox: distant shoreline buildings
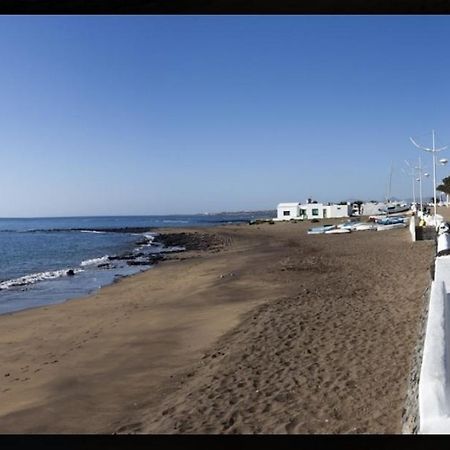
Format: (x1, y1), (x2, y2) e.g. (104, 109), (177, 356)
(274, 200), (388, 221)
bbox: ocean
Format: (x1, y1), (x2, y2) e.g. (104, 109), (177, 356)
(0, 213), (272, 315)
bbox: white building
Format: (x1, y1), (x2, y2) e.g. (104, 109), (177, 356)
(359, 201), (387, 216)
(275, 202), (351, 221)
(276, 203), (301, 220)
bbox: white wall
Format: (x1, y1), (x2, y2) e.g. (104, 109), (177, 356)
(276, 204), (300, 220)
(361, 202), (386, 216)
(327, 204), (351, 218)
(301, 203), (326, 219)
(419, 231), (450, 433)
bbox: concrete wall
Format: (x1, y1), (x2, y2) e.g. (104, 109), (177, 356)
(418, 231), (450, 433)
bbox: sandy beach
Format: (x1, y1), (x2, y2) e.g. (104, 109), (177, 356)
(0, 220), (434, 433)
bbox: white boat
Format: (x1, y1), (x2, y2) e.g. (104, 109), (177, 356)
(307, 224), (336, 235)
(353, 223), (377, 231)
(376, 216), (408, 225)
(324, 228), (351, 234)
(379, 204), (410, 215)
(376, 223), (407, 231)
(337, 220), (360, 230)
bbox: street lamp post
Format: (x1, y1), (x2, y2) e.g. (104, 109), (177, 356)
(410, 130), (447, 225)
(438, 158), (448, 207)
(415, 156), (429, 214)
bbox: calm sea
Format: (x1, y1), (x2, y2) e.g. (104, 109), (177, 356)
(0, 213), (272, 315)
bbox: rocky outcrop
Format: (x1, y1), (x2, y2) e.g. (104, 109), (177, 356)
(154, 232), (224, 252)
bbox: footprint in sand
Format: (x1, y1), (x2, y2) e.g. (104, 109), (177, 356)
(285, 418), (304, 433)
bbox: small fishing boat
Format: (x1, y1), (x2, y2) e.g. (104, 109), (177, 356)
(307, 224), (336, 235)
(337, 220), (360, 230)
(379, 204), (411, 215)
(324, 228), (351, 234)
(353, 222), (377, 231)
(376, 216), (408, 225)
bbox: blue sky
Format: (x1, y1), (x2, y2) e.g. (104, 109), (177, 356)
(1, 15), (450, 217)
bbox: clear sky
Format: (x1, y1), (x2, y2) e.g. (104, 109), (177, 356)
(1, 15), (450, 217)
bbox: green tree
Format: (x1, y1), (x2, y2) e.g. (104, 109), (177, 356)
(437, 176), (450, 196)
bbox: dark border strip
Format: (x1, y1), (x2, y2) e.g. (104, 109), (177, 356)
(1, 0), (450, 15)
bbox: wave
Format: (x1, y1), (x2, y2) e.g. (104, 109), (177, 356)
(2, 227), (154, 234)
(80, 255), (109, 267)
(160, 245), (186, 253)
(79, 230), (106, 234)
(0, 268), (84, 290)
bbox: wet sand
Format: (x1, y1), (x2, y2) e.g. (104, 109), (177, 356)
(0, 220), (434, 433)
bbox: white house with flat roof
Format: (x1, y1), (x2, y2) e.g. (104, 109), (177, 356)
(275, 202), (352, 221)
(276, 203), (301, 220)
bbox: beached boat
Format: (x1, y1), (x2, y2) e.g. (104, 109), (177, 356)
(379, 204), (411, 215)
(307, 224), (336, 235)
(324, 228), (351, 234)
(376, 223), (407, 231)
(353, 223), (377, 231)
(376, 216), (408, 225)
(337, 220), (360, 230)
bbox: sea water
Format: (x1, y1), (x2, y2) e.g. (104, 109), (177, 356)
(0, 213), (270, 314)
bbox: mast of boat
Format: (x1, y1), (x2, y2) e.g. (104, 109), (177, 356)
(385, 163), (393, 215)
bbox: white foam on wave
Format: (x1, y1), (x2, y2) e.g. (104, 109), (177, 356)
(80, 255), (109, 267)
(161, 246), (186, 253)
(137, 232), (159, 247)
(0, 268), (84, 290)
(79, 230), (106, 234)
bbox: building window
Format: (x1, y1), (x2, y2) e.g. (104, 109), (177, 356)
(283, 210), (290, 216)
(312, 209), (319, 216)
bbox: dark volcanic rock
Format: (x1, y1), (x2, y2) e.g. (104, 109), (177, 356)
(108, 254), (136, 261)
(155, 232), (223, 252)
(136, 239), (151, 246)
(126, 254), (164, 266)
(127, 260), (151, 266)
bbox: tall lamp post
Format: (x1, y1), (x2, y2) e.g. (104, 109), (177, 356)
(416, 157), (430, 214)
(410, 130), (447, 224)
(415, 157), (429, 214)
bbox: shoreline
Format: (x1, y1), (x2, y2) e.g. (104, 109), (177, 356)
(0, 221), (434, 433)
(0, 227), (225, 316)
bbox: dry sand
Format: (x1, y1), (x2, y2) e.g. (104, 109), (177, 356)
(0, 219), (434, 433)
